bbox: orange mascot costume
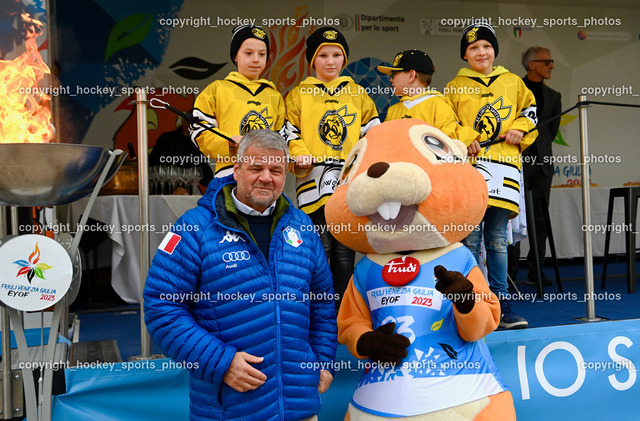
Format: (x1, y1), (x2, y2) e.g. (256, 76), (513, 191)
(325, 119), (516, 420)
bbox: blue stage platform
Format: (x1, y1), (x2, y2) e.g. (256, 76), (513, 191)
(49, 261), (640, 420)
(50, 318), (640, 420)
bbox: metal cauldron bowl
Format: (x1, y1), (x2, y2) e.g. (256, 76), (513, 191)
(0, 143), (126, 206)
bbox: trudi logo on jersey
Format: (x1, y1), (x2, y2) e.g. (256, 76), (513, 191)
(240, 107), (271, 135)
(382, 256), (420, 287)
(219, 231), (246, 244)
(159, 233), (181, 255)
(283, 227), (302, 248)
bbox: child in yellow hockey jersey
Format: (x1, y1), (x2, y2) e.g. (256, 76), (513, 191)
(378, 49), (476, 142)
(445, 22), (537, 329)
(284, 26), (380, 307)
(191, 25), (285, 178)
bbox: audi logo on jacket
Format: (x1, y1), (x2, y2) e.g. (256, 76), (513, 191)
(221, 250), (251, 262)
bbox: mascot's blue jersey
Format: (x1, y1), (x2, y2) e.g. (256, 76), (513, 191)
(350, 247), (508, 417)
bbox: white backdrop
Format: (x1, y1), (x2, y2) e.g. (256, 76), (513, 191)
(80, 0), (640, 187)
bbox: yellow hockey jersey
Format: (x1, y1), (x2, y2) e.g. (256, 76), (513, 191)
(284, 76), (380, 214)
(191, 71), (285, 178)
(385, 90), (478, 143)
(446, 66), (537, 214)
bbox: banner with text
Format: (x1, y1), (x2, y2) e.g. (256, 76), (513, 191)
(486, 319), (640, 419)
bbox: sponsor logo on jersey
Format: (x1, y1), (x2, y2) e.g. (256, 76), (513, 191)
(382, 256), (420, 286)
(438, 343), (458, 359)
(317, 105), (356, 151)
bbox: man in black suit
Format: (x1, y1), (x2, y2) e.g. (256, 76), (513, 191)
(509, 46), (562, 286)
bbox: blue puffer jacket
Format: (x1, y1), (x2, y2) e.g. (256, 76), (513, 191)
(143, 176), (337, 421)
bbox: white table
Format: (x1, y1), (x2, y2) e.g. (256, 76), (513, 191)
(69, 195), (199, 303)
(69, 188), (637, 303)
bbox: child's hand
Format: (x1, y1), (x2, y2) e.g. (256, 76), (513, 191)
(294, 155), (314, 169)
(500, 129), (524, 145)
(467, 140), (481, 157)
(229, 135), (243, 151)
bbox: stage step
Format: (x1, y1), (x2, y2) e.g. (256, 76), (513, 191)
(69, 340), (122, 367)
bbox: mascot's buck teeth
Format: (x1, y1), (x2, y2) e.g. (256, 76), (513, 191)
(377, 201), (401, 220)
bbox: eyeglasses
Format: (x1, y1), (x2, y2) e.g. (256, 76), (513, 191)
(530, 59), (554, 66)
(391, 70), (407, 77)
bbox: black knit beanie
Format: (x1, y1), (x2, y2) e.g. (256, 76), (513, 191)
(230, 25), (269, 62)
(460, 23), (499, 60)
(305, 27), (349, 68)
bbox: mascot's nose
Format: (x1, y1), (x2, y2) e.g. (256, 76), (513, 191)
(367, 162), (390, 179)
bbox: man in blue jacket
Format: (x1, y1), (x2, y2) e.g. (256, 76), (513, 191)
(144, 129), (337, 421)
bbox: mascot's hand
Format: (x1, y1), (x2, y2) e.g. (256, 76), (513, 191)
(356, 322), (411, 366)
(434, 265), (476, 314)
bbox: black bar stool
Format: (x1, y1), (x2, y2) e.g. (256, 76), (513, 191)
(525, 190), (563, 297)
(601, 186), (640, 293)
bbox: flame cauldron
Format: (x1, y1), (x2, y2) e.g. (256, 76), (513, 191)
(0, 143), (126, 206)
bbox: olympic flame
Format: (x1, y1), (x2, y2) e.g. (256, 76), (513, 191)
(0, 14), (54, 143)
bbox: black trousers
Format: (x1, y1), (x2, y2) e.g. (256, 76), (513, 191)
(308, 207), (355, 308)
(508, 165), (553, 280)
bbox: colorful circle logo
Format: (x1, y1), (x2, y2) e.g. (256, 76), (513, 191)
(0, 235), (72, 311)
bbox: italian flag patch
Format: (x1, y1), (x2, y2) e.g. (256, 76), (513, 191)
(158, 232), (181, 255)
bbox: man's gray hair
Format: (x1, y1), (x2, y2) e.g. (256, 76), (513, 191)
(521, 46), (550, 71)
(236, 130), (290, 166)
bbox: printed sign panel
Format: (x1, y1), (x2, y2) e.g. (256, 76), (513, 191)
(0, 235), (72, 311)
